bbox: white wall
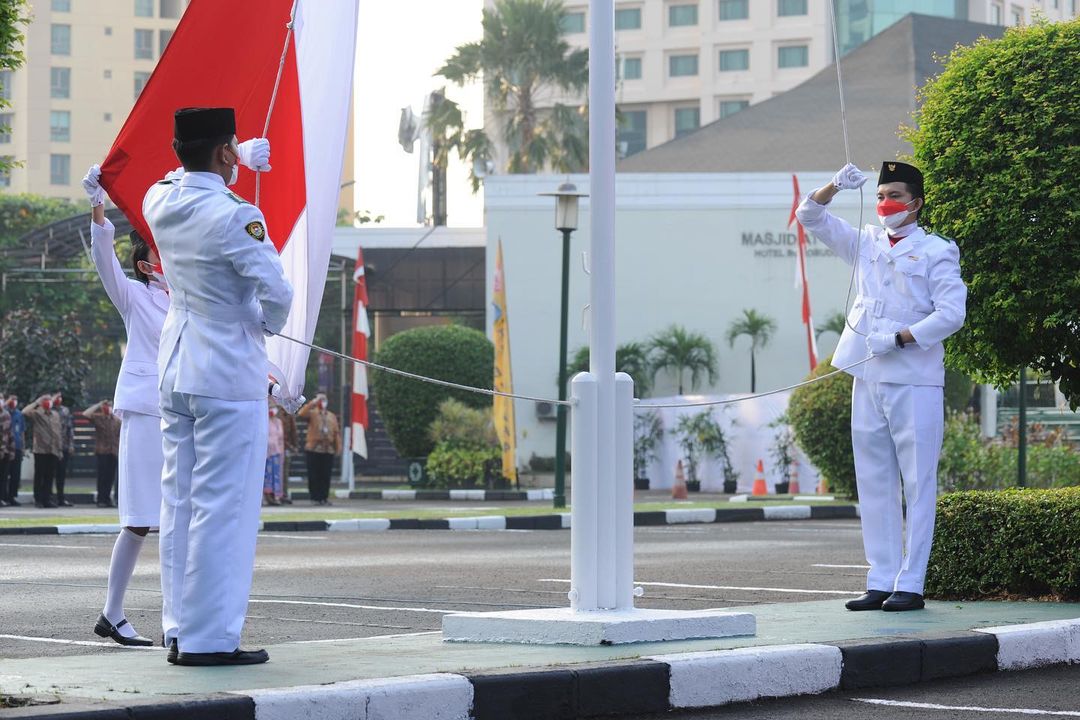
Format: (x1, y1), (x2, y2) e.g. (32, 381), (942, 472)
(486, 171), (874, 467)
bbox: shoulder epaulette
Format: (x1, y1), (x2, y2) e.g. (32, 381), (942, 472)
(224, 190), (250, 205)
(155, 179), (173, 186)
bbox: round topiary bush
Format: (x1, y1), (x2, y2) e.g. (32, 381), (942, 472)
(787, 356), (856, 498)
(371, 324), (494, 458)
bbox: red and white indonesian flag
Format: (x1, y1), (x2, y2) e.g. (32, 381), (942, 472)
(99, 0), (359, 398)
(788, 174), (818, 371)
(350, 247), (370, 458)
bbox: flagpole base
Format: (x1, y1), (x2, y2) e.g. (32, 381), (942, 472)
(441, 607), (755, 646)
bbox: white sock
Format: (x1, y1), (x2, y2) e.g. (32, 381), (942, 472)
(102, 528), (145, 638)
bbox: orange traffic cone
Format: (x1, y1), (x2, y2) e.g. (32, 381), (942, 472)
(788, 467), (800, 495)
(817, 474), (829, 494)
(751, 459), (768, 496)
(672, 460), (688, 500)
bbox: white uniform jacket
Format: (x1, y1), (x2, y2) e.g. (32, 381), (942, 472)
(795, 194), (966, 386)
(90, 217), (169, 418)
(143, 171), (293, 401)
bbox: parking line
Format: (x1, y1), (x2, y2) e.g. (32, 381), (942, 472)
(853, 699), (1080, 716)
(0, 634), (161, 650)
(247, 599), (454, 614)
(0, 542), (96, 550)
(813, 564), (870, 569)
(537, 579), (860, 596)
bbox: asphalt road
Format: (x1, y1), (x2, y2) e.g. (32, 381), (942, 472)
(0, 518), (868, 659)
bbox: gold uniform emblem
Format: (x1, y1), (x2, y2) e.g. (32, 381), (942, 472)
(245, 221), (266, 241)
(888, 163), (897, 171)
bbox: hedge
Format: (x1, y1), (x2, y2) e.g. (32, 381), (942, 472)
(926, 488), (1080, 600)
(787, 356), (856, 498)
(370, 324), (494, 458)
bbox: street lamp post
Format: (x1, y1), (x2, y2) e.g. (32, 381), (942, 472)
(539, 182), (587, 509)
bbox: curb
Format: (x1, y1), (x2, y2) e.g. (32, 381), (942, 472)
(9, 619), (1079, 719)
(5, 488), (558, 506)
(0, 504), (858, 536)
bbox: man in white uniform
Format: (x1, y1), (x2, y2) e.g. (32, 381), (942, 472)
(144, 107), (292, 665)
(796, 161), (966, 612)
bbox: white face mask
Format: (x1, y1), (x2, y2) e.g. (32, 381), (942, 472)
(228, 161), (239, 186)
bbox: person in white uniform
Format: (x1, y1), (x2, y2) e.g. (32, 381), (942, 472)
(144, 107), (291, 666)
(796, 161), (966, 612)
(82, 164), (171, 646)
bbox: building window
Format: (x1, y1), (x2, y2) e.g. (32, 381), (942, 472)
(718, 48), (749, 71)
(0, 157), (11, 187)
(0, 114), (12, 143)
(135, 0), (153, 17)
(615, 7), (642, 29)
(617, 110), (647, 157)
(160, 0), (182, 18)
(105, 26), (112, 36)
(135, 29), (154, 59)
(51, 67), (71, 98)
(160, 29), (173, 55)
(674, 106), (700, 137)
(990, 3), (1003, 24)
(51, 0), (71, 11)
(777, 44), (809, 68)
(51, 154), (71, 185)
(718, 99), (749, 117)
(778, 0), (807, 16)
(134, 71), (151, 99)
(669, 53), (698, 77)
(621, 56), (642, 79)
(51, 24), (72, 55)
(104, 69), (112, 79)
(0, 70), (11, 101)
(561, 11), (585, 33)
(1011, 6), (1023, 24)
(669, 4), (698, 26)
(51, 111), (71, 142)
(718, 0), (748, 20)
(104, 112), (112, 122)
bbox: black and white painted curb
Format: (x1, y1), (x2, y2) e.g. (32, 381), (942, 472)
(10, 619), (1078, 719)
(5, 487), (558, 506)
(0, 504), (859, 536)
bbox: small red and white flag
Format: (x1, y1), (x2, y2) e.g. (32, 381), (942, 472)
(788, 174), (818, 370)
(350, 247), (370, 458)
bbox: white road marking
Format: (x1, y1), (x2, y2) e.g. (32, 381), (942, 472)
(0, 542), (96, 550)
(287, 630), (441, 645)
(247, 599), (454, 614)
(0, 634), (161, 650)
(257, 533), (326, 541)
(853, 699), (1080, 716)
(813, 564), (870, 569)
(538, 579), (860, 596)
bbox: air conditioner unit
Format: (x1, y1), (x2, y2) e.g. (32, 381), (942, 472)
(535, 401), (557, 421)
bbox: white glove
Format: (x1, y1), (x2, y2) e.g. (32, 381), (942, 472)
(832, 163), (868, 191)
(237, 138), (271, 172)
(271, 383), (305, 415)
(82, 164), (105, 207)
(866, 332), (898, 357)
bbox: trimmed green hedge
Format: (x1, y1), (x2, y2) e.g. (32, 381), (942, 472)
(787, 356), (856, 498)
(927, 488), (1080, 600)
(371, 324), (494, 458)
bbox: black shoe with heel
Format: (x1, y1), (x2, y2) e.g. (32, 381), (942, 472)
(94, 614), (154, 647)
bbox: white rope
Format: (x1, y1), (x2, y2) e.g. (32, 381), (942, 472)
(255, 0), (299, 207)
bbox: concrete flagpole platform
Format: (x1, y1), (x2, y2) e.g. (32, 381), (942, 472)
(2, 600), (1079, 718)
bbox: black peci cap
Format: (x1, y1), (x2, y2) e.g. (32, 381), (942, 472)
(878, 160), (923, 189)
(173, 107), (236, 144)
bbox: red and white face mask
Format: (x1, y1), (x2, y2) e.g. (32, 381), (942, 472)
(41, 400), (52, 411)
(877, 198), (917, 232)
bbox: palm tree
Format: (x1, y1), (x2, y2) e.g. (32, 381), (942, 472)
(649, 325), (718, 396)
(815, 310), (847, 340)
(565, 342), (654, 397)
(427, 0), (589, 190)
(726, 309), (777, 393)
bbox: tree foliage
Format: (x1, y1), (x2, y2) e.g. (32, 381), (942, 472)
(0, 307), (90, 405)
(370, 324), (494, 458)
(787, 356), (856, 498)
(649, 324), (718, 396)
(0, 0), (29, 173)
(904, 19), (1080, 408)
(429, 0), (589, 190)
(566, 341), (653, 396)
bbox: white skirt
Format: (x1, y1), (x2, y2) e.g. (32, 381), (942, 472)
(117, 411), (163, 528)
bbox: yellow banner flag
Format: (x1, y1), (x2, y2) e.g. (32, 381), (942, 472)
(492, 239), (517, 484)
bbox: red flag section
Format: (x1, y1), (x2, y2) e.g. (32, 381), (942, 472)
(99, 0), (306, 254)
(789, 174), (818, 370)
(350, 248), (370, 457)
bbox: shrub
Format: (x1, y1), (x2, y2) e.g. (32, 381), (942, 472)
(527, 453), (570, 473)
(370, 324), (494, 458)
(673, 409), (736, 486)
(425, 444), (501, 488)
(429, 398), (498, 449)
(787, 356), (856, 498)
(926, 488), (1080, 600)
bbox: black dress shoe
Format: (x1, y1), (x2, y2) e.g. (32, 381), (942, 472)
(94, 614), (154, 646)
(7, 498), (20, 506)
(58, 499), (74, 507)
(167, 638), (178, 664)
(42, 501), (58, 508)
(844, 590), (892, 611)
(882, 591), (925, 612)
(175, 648), (269, 666)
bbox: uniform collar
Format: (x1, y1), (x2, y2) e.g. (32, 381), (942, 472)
(148, 284), (170, 311)
(887, 226), (925, 259)
(180, 172), (227, 191)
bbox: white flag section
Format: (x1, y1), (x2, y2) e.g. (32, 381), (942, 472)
(265, 0), (360, 398)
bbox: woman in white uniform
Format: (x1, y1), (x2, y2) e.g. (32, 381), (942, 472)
(84, 164), (171, 647)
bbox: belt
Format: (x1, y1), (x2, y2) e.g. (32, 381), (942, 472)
(170, 290), (260, 323)
(853, 296), (930, 325)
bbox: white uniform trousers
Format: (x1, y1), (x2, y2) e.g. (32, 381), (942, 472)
(116, 411), (163, 528)
(851, 379), (944, 595)
(159, 360), (268, 654)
